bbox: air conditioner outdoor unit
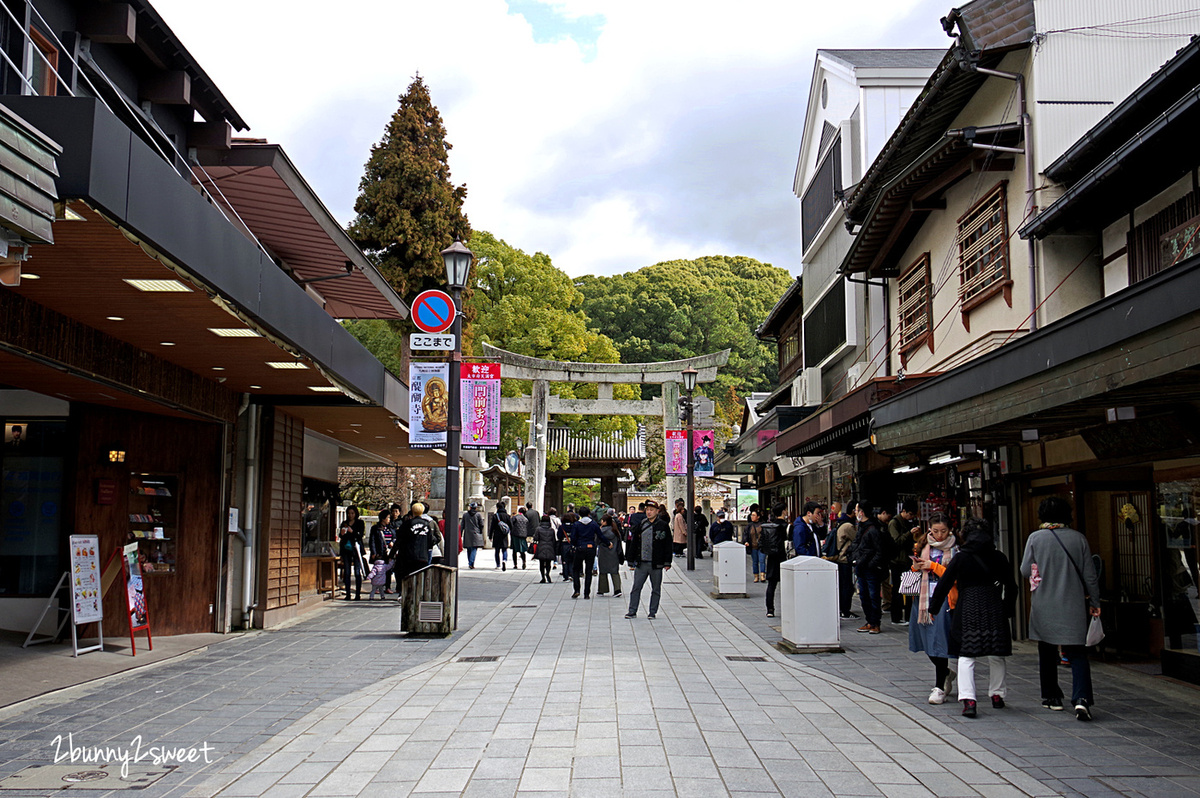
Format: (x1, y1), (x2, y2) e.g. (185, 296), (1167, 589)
(791, 367), (822, 406)
(846, 363), (867, 390)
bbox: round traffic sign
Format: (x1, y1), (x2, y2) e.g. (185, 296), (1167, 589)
(411, 289), (456, 334)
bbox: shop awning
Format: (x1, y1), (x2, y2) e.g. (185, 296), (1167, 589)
(0, 97), (446, 467)
(870, 252), (1200, 452)
(196, 143), (409, 320)
(776, 376), (933, 458)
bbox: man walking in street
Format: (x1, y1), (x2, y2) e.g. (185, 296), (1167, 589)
(525, 502), (541, 537)
(761, 500), (789, 618)
(709, 509), (734, 545)
(853, 501), (889, 634)
(625, 500), (673, 619)
(792, 501), (824, 558)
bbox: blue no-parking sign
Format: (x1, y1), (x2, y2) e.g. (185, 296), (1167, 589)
(411, 290), (456, 334)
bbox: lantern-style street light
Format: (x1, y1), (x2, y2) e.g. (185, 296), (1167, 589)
(681, 367), (698, 571)
(441, 239), (473, 571)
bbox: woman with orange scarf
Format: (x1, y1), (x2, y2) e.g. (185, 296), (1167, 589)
(909, 512), (959, 705)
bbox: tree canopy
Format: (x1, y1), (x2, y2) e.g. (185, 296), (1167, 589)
(348, 76), (471, 298)
(465, 231), (638, 465)
(577, 255), (792, 404)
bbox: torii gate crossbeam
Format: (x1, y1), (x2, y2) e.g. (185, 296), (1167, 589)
(481, 344), (730, 512)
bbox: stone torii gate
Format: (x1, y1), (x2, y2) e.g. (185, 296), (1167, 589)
(483, 343), (730, 512)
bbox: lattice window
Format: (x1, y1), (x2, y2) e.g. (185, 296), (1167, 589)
(957, 182), (1010, 310)
(898, 253), (932, 359)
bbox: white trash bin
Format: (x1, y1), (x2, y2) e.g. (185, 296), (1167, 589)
(779, 556), (842, 653)
(711, 541), (747, 598)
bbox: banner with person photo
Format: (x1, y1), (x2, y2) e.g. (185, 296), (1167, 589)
(692, 430), (715, 476)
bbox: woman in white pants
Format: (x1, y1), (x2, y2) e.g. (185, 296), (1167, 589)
(928, 518), (1017, 717)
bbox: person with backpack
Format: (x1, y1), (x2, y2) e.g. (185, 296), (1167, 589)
(569, 507), (609, 599)
(390, 502), (440, 584)
(823, 507), (859, 619)
(489, 501), (512, 571)
(852, 501), (890, 634)
(511, 506), (530, 570)
(760, 500), (789, 618)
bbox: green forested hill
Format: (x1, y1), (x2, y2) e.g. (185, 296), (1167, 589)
(576, 255), (793, 410)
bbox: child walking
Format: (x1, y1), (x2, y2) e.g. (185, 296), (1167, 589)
(366, 559), (389, 600)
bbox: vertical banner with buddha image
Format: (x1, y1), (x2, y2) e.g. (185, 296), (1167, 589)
(409, 362), (450, 449)
(461, 363), (501, 449)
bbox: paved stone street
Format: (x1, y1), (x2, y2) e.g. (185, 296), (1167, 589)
(681, 552), (1200, 798)
(0, 570), (519, 798)
(2, 555), (1199, 797)
(190, 562), (1048, 798)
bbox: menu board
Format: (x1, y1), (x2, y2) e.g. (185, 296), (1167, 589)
(69, 534), (103, 624)
(123, 542), (149, 630)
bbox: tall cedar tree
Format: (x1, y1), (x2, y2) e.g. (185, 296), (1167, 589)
(349, 76), (471, 298)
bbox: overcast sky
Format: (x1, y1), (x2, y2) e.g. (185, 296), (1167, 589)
(154, 0), (953, 278)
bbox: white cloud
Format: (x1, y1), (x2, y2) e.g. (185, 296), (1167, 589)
(152, 0), (952, 277)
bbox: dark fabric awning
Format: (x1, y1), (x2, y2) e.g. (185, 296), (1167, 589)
(870, 252), (1200, 451)
(776, 376), (932, 457)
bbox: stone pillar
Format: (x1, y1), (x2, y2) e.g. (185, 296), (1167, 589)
(528, 379), (549, 513)
(662, 380), (685, 513)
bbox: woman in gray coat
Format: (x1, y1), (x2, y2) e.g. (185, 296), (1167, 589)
(460, 502), (486, 569)
(1020, 496), (1102, 720)
(533, 517), (557, 583)
(596, 513), (624, 597)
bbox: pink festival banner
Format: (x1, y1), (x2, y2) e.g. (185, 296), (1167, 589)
(461, 363), (501, 450)
(665, 430), (687, 476)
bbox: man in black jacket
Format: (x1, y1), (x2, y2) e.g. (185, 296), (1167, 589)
(624, 500), (673, 619)
(853, 501), (888, 634)
(760, 500), (789, 618)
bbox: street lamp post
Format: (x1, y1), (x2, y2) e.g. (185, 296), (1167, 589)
(441, 239), (473, 572)
(682, 367), (698, 571)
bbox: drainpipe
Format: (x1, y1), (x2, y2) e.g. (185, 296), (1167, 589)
(961, 64), (1038, 332)
(239, 403), (259, 629)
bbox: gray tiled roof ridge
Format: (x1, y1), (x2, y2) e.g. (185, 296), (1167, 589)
(819, 48), (947, 69)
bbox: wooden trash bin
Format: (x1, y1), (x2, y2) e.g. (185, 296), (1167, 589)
(401, 564), (457, 636)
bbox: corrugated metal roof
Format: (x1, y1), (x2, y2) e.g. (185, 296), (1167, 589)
(548, 425), (646, 463)
(1044, 36), (1200, 187)
(197, 143), (407, 320)
(821, 49), (947, 70)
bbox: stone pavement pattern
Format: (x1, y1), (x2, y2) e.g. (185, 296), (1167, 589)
(0, 572), (519, 797)
(193, 567), (1050, 798)
(682, 552), (1200, 798)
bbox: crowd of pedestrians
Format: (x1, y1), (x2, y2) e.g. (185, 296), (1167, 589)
(337, 491), (1103, 724)
(739, 495), (1102, 722)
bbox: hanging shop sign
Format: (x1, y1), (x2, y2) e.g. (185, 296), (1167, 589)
(409, 362), (450, 449)
(693, 429), (716, 476)
(461, 362), (501, 450)
(665, 430), (687, 476)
